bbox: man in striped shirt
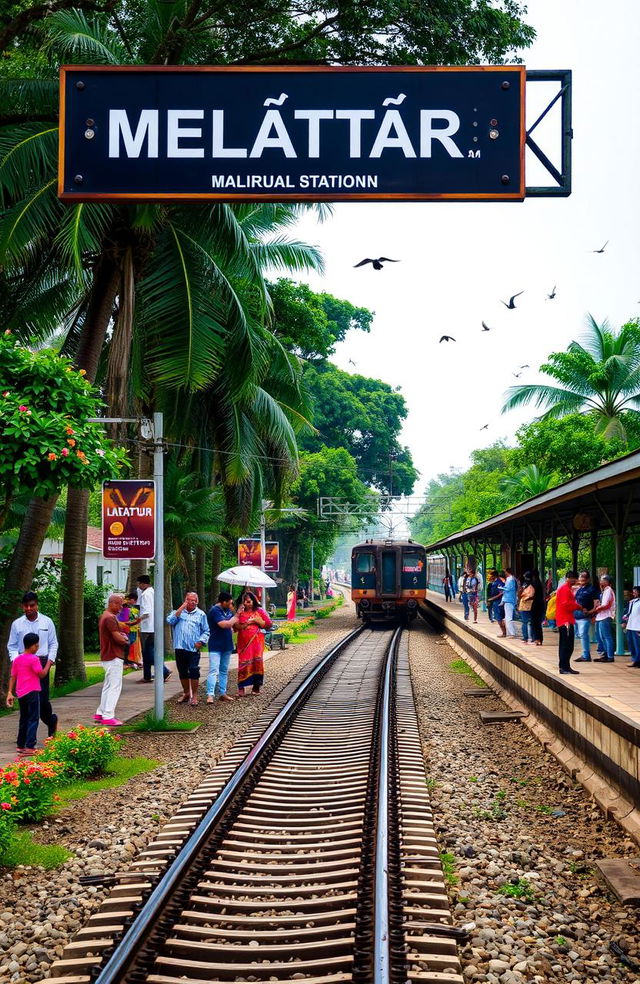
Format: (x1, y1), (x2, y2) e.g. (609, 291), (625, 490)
(166, 593), (210, 706)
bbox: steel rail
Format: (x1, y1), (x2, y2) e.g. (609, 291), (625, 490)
(373, 624), (402, 984)
(93, 623), (365, 984)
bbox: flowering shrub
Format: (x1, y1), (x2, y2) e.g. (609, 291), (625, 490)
(39, 725), (121, 780)
(0, 801), (16, 856)
(0, 331), (126, 517)
(0, 760), (62, 822)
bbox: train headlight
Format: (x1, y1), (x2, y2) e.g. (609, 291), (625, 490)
(407, 599), (417, 608)
(360, 599), (370, 608)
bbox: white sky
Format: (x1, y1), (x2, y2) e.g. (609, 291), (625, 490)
(289, 0), (640, 494)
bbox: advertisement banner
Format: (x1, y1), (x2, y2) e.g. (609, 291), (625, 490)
(59, 65), (525, 202)
(102, 480), (155, 559)
(237, 538), (280, 572)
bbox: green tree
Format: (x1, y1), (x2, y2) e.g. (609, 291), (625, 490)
(502, 316), (640, 441)
(301, 364), (418, 494)
(1, 1), (535, 70)
(513, 413), (640, 480)
(0, 333), (122, 689)
(411, 443), (516, 544)
(269, 279), (372, 361)
(274, 446), (373, 599)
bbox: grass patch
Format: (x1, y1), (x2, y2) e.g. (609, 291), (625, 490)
(51, 665), (106, 697)
(497, 878), (536, 902)
(288, 632), (318, 643)
(440, 851), (458, 886)
(121, 710), (198, 733)
(55, 755), (161, 806)
(0, 831), (73, 870)
(448, 659), (484, 687)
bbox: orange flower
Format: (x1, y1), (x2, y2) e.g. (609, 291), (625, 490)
(47, 453), (57, 461)
(65, 426), (75, 435)
(67, 438), (76, 447)
(78, 369), (86, 376)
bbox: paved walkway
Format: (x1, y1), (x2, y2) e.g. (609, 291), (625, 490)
(430, 593), (640, 726)
(0, 660), (182, 766)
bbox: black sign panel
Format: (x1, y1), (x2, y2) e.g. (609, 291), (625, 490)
(59, 66), (525, 202)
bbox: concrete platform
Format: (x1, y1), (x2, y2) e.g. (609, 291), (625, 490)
(421, 595), (640, 840)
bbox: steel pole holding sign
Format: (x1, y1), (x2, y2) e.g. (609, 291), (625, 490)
(59, 65), (525, 202)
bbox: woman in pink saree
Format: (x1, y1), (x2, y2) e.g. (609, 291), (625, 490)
(235, 591), (272, 696)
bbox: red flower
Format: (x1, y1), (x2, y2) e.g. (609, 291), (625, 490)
(61, 448), (70, 457)
(18, 405), (28, 412)
(0, 803), (11, 811)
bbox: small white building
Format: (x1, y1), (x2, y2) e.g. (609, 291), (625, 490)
(39, 526), (131, 590)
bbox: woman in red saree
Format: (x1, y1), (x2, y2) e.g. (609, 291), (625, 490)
(235, 591), (272, 696)
(286, 584), (297, 621)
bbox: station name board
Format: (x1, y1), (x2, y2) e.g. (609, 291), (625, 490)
(59, 66), (525, 202)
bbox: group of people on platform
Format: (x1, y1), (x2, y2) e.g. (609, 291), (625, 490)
(441, 565), (640, 675)
(5, 580), (273, 756)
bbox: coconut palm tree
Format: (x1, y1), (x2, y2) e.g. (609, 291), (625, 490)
(502, 315), (640, 442)
(0, 8), (326, 679)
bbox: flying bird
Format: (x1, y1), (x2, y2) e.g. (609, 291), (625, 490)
(519, 364), (530, 369)
(546, 285), (557, 299)
(480, 424), (489, 431)
(501, 291), (524, 309)
(592, 241), (608, 253)
(481, 321), (491, 331)
(439, 335), (456, 343)
(348, 359), (357, 367)
(353, 257), (399, 270)
(512, 371), (522, 378)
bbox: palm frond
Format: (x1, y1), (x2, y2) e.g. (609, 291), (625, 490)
(250, 236), (324, 274)
(0, 179), (61, 269)
(0, 123), (58, 200)
(54, 202), (116, 282)
(137, 224), (229, 390)
(501, 383), (587, 415)
(44, 9), (130, 64)
(0, 80), (58, 121)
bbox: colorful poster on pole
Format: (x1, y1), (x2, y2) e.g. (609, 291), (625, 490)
(102, 480), (156, 559)
(237, 538), (280, 572)
(264, 542), (280, 573)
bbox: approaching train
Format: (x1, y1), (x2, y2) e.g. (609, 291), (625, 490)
(351, 539), (427, 623)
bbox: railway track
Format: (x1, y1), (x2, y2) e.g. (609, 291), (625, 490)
(45, 627), (463, 984)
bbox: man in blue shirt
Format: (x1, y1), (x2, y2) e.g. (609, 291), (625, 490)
(206, 591), (239, 705)
(166, 592), (209, 706)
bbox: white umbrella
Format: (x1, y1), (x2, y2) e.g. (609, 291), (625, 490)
(217, 565), (277, 588)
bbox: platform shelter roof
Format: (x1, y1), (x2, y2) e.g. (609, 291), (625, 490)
(424, 447), (640, 552)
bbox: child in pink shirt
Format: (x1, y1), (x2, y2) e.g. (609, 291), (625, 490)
(6, 632), (52, 755)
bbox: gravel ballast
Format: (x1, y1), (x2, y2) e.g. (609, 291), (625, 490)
(0, 599), (358, 983)
(408, 618), (640, 984)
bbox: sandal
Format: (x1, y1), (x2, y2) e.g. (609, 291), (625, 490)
(206, 696), (214, 704)
(176, 694), (189, 704)
(189, 698), (198, 707)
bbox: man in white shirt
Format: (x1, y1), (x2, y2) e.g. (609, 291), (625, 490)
(594, 574), (616, 662)
(8, 590), (59, 736)
(137, 575), (170, 683)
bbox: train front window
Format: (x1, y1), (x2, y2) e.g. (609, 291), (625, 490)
(403, 551), (424, 573)
(355, 553), (375, 573)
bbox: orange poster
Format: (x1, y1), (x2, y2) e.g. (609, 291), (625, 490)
(102, 480), (155, 559)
